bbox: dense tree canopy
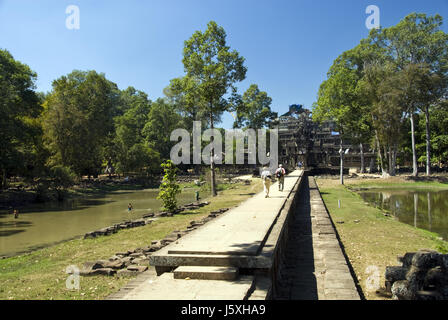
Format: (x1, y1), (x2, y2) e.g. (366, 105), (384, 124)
(313, 13), (448, 179)
(0, 49), (41, 188)
(43, 70), (120, 177)
(232, 84), (277, 129)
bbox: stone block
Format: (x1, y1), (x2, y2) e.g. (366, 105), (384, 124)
(127, 265), (148, 273)
(104, 260), (125, 269)
(391, 280), (413, 300)
(386, 266), (408, 282)
(411, 250), (439, 269)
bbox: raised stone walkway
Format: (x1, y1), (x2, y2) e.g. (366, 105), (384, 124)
(273, 176), (360, 300)
(108, 171), (361, 300)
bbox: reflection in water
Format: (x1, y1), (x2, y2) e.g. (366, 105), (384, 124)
(0, 188), (195, 257)
(359, 189), (448, 241)
(414, 193), (418, 228)
(428, 192), (432, 232)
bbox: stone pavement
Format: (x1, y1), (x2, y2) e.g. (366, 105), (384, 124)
(108, 172), (361, 300)
(116, 271), (255, 300)
(110, 171), (303, 300)
(149, 170), (303, 270)
(274, 176), (361, 300)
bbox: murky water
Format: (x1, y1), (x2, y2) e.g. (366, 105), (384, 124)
(359, 189), (448, 241)
(0, 188), (196, 257)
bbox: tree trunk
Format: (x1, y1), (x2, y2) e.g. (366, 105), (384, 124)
(1, 168), (7, 190)
(209, 112), (217, 197)
(369, 147), (375, 173)
(340, 139), (344, 185)
(383, 146), (389, 174)
(424, 106), (431, 176)
(388, 146), (393, 175)
(410, 113), (418, 177)
(375, 131), (386, 176)
(390, 145), (397, 176)
(360, 143), (365, 173)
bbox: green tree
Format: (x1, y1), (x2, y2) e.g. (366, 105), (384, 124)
(0, 49), (41, 189)
(370, 13), (448, 175)
(164, 76), (207, 131)
(142, 98), (183, 161)
(112, 87), (158, 175)
(232, 84), (277, 129)
(313, 45), (375, 182)
(428, 101), (448, 167)
(181, 21), (247, 196)
(43, 70), (120, 178)
(362, 61), (408, 176)
(157, 160), (181, 212)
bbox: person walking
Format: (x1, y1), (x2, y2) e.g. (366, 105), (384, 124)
(13, 209), (19, 219)
(261, 167), (272, 198)
(127, 203), (133, 212)
(275, 164), (286, 191)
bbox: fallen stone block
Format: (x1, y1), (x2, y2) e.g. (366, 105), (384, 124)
(83, 232), (97, 239)
(386, 266), (408, 282)
(132, 257), (150, 266)
(127, 265), (148, 273)
(160, 237), (177, 246)
(149, 243), (162, 252)
(92, 260), (109, 269)
(108, 255), (122, 262)
(142, 212), (155, 218)
(116, 251), (130, 257)
(392, 280), (414, 300)
(104, 260), (125, 269)
(122, 257), (133, 267)
(398, 252), (415, 267)
(91, 268), (116, 276)
(412, 250), (440, 269)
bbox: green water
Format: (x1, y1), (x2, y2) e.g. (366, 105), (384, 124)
(0, 188), (196, 257)
(359, 189), (448, 241)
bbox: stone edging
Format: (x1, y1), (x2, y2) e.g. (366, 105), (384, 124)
(83, 201), (210, 239)
(71, 205), (230, 278)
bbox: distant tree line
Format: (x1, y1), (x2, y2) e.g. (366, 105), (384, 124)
(313, 13), (448, 178)
(0, 21), (277, 194)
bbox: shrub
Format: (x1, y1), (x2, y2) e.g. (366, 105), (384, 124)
(157, 160), (181, 212)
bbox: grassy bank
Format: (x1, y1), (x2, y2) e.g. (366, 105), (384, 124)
(0, 179), (262, 300)
(316, 177), (448, 300)
(337, 174), (448, 190)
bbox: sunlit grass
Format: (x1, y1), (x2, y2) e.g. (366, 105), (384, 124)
(317, 178), (448, 300)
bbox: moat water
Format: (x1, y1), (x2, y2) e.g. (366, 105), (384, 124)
(0, 188), (196, 257)
(359, 189), (448, 241)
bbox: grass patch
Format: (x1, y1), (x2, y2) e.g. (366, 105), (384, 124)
(0, 179), (262, 300)
(316, 178), (448, 300)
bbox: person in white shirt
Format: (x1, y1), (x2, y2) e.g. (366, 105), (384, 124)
(275, 164), (286, 191)
(260, 167), (272, 198)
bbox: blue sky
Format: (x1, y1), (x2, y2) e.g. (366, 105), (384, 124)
(0, 0), (447, 128)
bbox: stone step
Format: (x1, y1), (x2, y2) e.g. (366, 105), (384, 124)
(174, 266), (239, 280)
